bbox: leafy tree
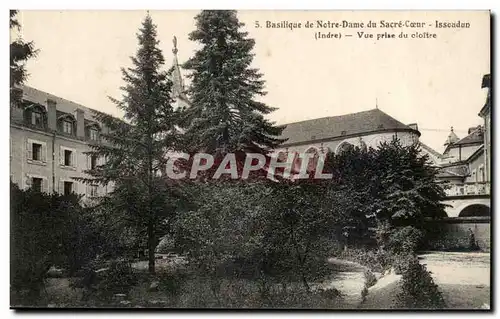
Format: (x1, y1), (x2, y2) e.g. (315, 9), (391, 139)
(369, 139), (448, 225)
(182, 10), (286, 154)
(78, 14), (186, 274)
(257, 181), (346, 291)
(10, 10), (38, 105)
(173, 182), (268, 276)
(324, 138), (448, 229)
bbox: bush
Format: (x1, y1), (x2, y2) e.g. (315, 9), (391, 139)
(386, 226), (425, 255)
(394, 254), (446, 309)
(339, 248), (392, 273)
(10, 183), (85, 306)
(364, 269), (377, 288)
(73, 259), (138, 304)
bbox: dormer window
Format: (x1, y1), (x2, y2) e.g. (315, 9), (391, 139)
(24, 104), (46, 129)
(63, 120), (73, 134)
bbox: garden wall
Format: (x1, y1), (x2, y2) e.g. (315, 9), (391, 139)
(424, 217), (490, 252)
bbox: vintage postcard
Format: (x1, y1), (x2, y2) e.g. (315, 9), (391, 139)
(9, 10), (491, 310)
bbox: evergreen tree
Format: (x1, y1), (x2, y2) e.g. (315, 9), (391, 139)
(182, 10), (286, 154)
(10, 10), (38, 105)
(78, 14), (184, 274)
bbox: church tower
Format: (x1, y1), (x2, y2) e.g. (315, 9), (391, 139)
(444, 127), (460, 147)
(171, 36), (190, 110)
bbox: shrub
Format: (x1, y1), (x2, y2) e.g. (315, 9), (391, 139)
(386, 226), (425, 255)
(394, 254), (446, 309)
(364, 269), (377, 288)
(339, 248), (392, 273)
(74, 259), (138, 304)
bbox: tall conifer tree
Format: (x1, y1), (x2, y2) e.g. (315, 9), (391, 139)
(182, 10), (286, 154)
(10, 10), (38, 104)
(79, 14), (183, 274)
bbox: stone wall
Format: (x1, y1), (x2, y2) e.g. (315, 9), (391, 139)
(424, 218), (490, 252)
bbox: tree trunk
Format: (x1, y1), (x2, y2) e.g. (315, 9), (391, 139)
(300, 270), (311, 292)
(147, 219), (155, 274)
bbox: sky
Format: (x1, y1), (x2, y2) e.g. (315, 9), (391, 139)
(14, 10), (490, 152)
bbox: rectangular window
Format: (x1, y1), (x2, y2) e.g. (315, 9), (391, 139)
(90, 129), (99, 141)
(64, 181), (73, 195)
(31, 111), (43, 127)
(64, 150), (73, 166)
(63, 121), (73, 134)
(90, 185), (98, 197)
(32, 143), (42, 161)
(32, 177), (43, 192)
(91, 155), (97, 169)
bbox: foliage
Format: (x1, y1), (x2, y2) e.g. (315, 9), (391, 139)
(257, 181), (345, 290)
(394, 254), (446, 309)
(76, 14), (188, 274)
(386, 226), (425, 255)
(339, 248), (392, 273)
(324, 138), (448, 227)
(73, 259), (138, 304)
(182, 10), (286, 154)
(10, 182), (104, 305)
(10, 10), (38, 104)
(173, 182), (269, 279)
(364, 269), (378, 288)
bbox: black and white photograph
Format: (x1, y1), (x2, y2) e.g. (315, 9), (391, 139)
(8, 9), (491, 310)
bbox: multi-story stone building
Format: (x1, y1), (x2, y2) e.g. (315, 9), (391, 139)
(10, 85), (108, 199)
(9, 40), (188, 200)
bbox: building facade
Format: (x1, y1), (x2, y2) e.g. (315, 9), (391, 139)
(10, 85), (108, 200)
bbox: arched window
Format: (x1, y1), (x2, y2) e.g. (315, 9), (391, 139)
(336, 141), (355, 154)
(24, 104), (46, 129)
(458, 204), (490, 217)
(305, 147), (320, 172)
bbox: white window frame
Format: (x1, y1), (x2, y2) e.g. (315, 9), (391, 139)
(63, 120), (73, 134)
(87, 154), (99, 170)
(26, 138), (48, 165)
(59, 178), (78, 195)
(25, 174), (48, 192)
(60, 146), (77, 170)
(87, 184), (99, 198)
(31, 110), (43, 127)
(89, 128), (99, 141)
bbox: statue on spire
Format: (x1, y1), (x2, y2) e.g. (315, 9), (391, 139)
(173, 35), (178, 54)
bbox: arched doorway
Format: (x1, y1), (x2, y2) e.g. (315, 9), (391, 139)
(458, 204), (490, 217)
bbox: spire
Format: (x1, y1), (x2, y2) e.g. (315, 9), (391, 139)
(444, 126), (460, 146)
(171, 35), (184, 99)
(375, 97), (378, 109)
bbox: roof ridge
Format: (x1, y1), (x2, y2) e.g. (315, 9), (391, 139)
(282, 108), (382, 126)
(20, 84), (92, 111)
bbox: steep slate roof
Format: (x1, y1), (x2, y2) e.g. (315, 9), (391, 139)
(20, 85), (99, 121)
(453, 127), (484, 146)
(419, 142), (444, 160)
(280, 109), (418, 145)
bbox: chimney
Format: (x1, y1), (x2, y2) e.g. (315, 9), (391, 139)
(408, 123), (419, 132)
(47, 99), (57, 131)
(76, 108), (85, 138)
